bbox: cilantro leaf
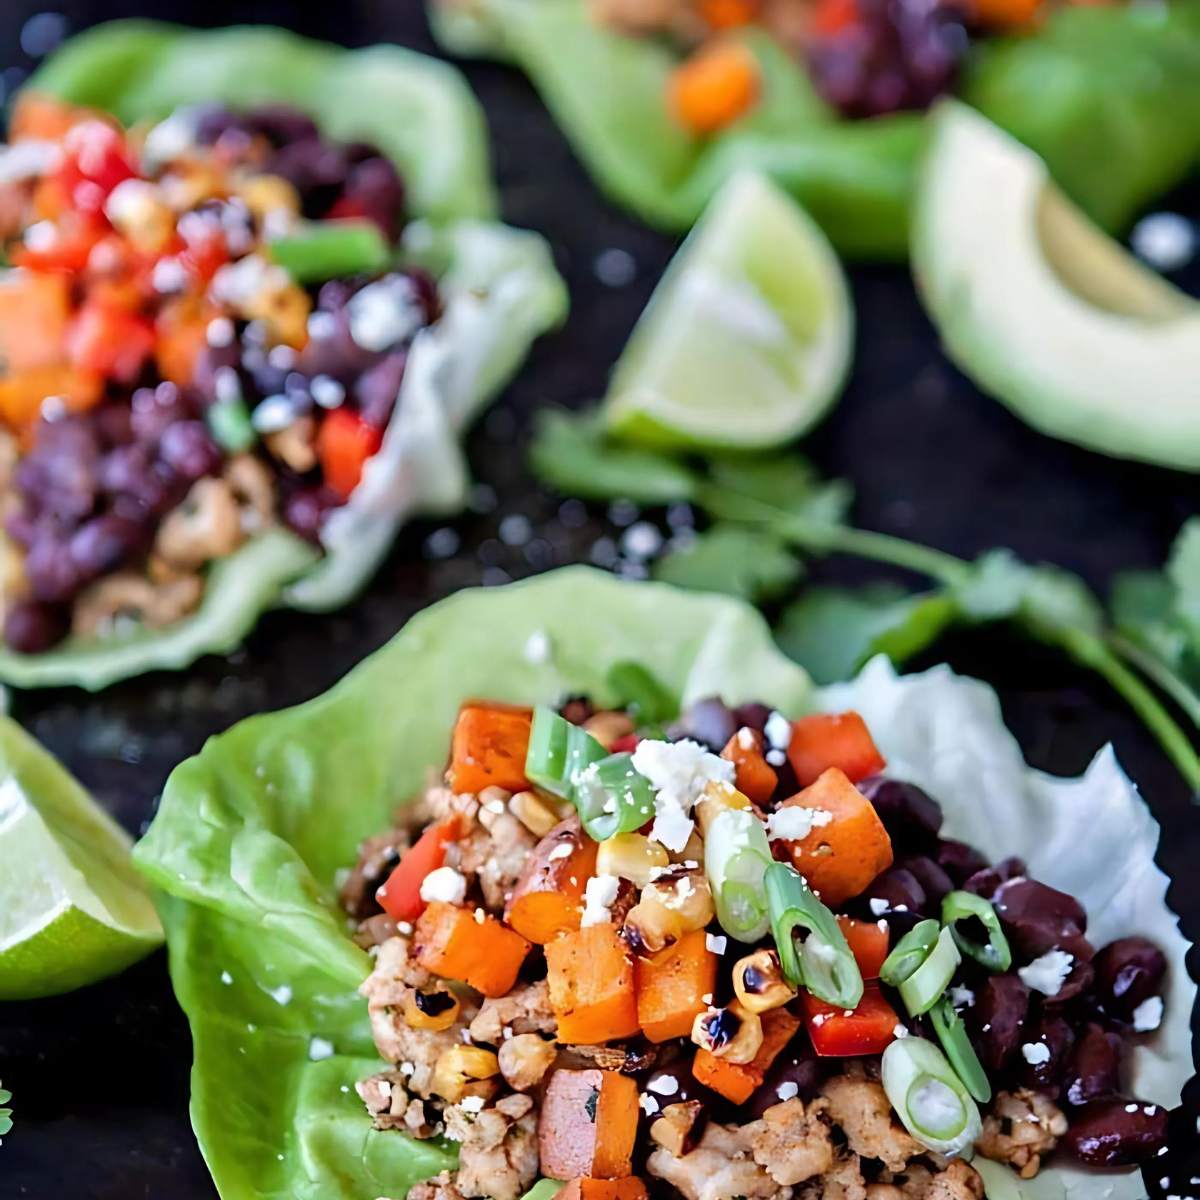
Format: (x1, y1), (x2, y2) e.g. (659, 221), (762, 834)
(954, 549), (1104, 636)
(529, 409), (698, 504)
(705, 453), (853, 528)
(652, 524), (802, 604)
(776, 584), (957, 684)
(0, 1080), (12, 1139)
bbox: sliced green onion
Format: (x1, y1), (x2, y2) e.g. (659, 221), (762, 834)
(765, 861), (863, 1009)
(943, 889), (1012, 973)
(573, 752), (656, 842)
(881, 1037), (982, 1156)
(525, 706), (607, 801)
(929, 996), (991, 1104)
(898, 926), (960, 1017)
(705, 807), (773, 943)
(206, 396), (256, 453)
(605, 661), (677, 726)
(267, 219), (390, 283)
(880, 920), (940, 988)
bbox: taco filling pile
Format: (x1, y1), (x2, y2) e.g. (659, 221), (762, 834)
(343, 689), (1172, 1200)
(0, 95), (438, 655)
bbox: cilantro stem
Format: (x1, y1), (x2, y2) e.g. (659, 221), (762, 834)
(700, 480), (1200, 791)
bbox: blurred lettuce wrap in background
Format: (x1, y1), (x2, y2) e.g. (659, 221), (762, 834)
(431, 0), (1200, 260)
(0, 22), (566, 690)
(133, 568), (1194, 1200)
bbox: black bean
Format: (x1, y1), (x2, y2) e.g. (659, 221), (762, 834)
(1060, 1097), (1169, 1166)
(130, 382), (195, 444)
(935, 838), (989, 887)
(962, 856), (1027, 900)
(1092, 938), (1167, 1025)
(732, 703), (771, 734)
(1064, 1023), (1125, 1107)
(355, 351), (408, 430)
(675, 697), (738, 752)
(24, 536), (84, 603)
(282, 486), (337, 542)
(746, 1043), (827, 1117)
(970, 974), (1029, 1073)
(859, 777), (943, 848)
(3, 599), (69, 653)
(159, 420), (223, 482)
(898, 855), (954, 908)
(68, 515), (145, 581)
(993, 877), (1089, 959)
(343, 155), (405, 241)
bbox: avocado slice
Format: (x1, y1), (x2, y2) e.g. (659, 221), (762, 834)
(912, 101), (1200, 471)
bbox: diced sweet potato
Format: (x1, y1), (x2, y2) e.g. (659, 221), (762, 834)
(776, 768), (893, 907)
(691, 1007), (800, 1104)
(559, 1179), (648, 1200)
(506, 817), (597, 944)
(540, 1069), (639, 1180)
(446, 701), (533, 795)
(720, 729), (777, 806)
(546, 923), (639, 1044)
(413, 901), (530, 998)
(635, 929), (717, 1043)
(837, 915), (890, 979)
(786, 711), (885, 787)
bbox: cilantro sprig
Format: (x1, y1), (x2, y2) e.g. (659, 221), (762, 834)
(531, 408), (1200, 792)
(0, 1079), (13, 1141)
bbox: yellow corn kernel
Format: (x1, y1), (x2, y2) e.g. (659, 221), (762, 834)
(597, 832), (669, 888)
(695, 780), (751, 836)
(401, 988), (462, 1033)
(159, 160), (228, 211)
(509, 790), (561, 838)
(244, 283), (312, 349)
(236, 172), (301, 223)
(429, 1045), (500, 1102)
(105, 179), (176, 254)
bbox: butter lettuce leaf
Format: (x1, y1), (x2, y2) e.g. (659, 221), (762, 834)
(135, 569), (1192, 1198)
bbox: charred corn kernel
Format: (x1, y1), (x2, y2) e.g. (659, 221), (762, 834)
(244, 283), (311, 349)
(509, 790), (560, 838)
(732, 949), (796, 1014)
(401, 988), (462, 1033)
(669, 827), (706, 866)
(597, 832), (669, 888)
(583, 710), (635, 750)
(649, 865), (714, 931)
(695, 780), (751, 836)
(237, 172), (301, 222)
(690, 1000), (763, 1064)
(104, 178), (176, 254)
(430, 1045), (500, 1102)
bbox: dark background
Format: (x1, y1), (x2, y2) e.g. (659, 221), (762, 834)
(1, 2), (1199, 1197)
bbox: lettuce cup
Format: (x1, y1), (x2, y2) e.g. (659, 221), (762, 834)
(0, 22), (565, 689)
(134, 568), (1194, 1200)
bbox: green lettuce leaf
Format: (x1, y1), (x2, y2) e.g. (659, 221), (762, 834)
(134, 570), (1193, 1199)
(3, 22), (566, 688)
(432, 0), (1200, 258)
(134, 568), (809, 1199)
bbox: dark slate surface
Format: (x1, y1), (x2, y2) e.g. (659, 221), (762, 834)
(0, 2), (1199, 1197)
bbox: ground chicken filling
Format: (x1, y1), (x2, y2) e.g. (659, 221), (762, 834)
(342, 690), (1171, 1200)
(0, 93), (438, 654)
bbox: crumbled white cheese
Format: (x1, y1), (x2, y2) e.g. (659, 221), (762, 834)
(547, 842), (573, 862)
(460, 1095), (485, 1114)
(706, 933), (727, 955)
(251, 394), (297, 434)
(639, 1093), (660, 1116)
(868, 897), (889, 917)
(648, 1075), (678, 1096)
(0, 139), (60, 184)
(764, 711), (792, 753)
(1018, 949), (1074, 997)
(893, 1025), (909, 1040)
(766, 805), (832, 842)
(581, 874), (622, 928)
(736, 728), (756, 751)
(524, 630), (551, 665)
(206, 316), (235, 348)
(307, 310), (339, 341)
(1021, 1042), (1051, 1066)
(1131, 212), (1196, 272)
(765, 749), (786, 767)
(310, 374), (346, 409)
(621, 522), (663, 561)
(347, 275), (425, 352)
(1132, 996), (1164, 1033)
(211, 254), (289, 306)
(948, 985), (975, 1011)
(308, 1036), (336, 1061)
(151, 256), (188, 294)
(104, 177), (159, 228)
(268, 985), (293, 1006)
(419, 866), (467, 905)
(141, 107), (199, 169)
(776, 1081), (800, 1102)
(632, 738), (733, 853)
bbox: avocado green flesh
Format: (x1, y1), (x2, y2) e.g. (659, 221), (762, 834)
(913, 101), (1200, 471)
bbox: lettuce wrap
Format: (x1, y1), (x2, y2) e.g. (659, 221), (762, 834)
(133, 567), (1195, 1200)
(431, 0), (1200, 260)
(0, 22), (567, 690)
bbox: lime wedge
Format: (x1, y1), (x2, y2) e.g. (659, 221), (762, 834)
(0, 717), (162, 999)
(604, 171), (853, 450)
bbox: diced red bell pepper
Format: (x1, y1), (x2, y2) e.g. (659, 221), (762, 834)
(376, 816), (463, 924)
(610, 733), (641, 754)
(812, 0), (860, 35)
(317, 407), (383, 501)
(66, 301), (156, 383)
(786, 711), (886, 788)
(12, 215), (106, 273)
(837, 915), (890, 980)
(803, 982), (900, 1057)
(178, 229), (230, 285)
(54, 119), (137, 215)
